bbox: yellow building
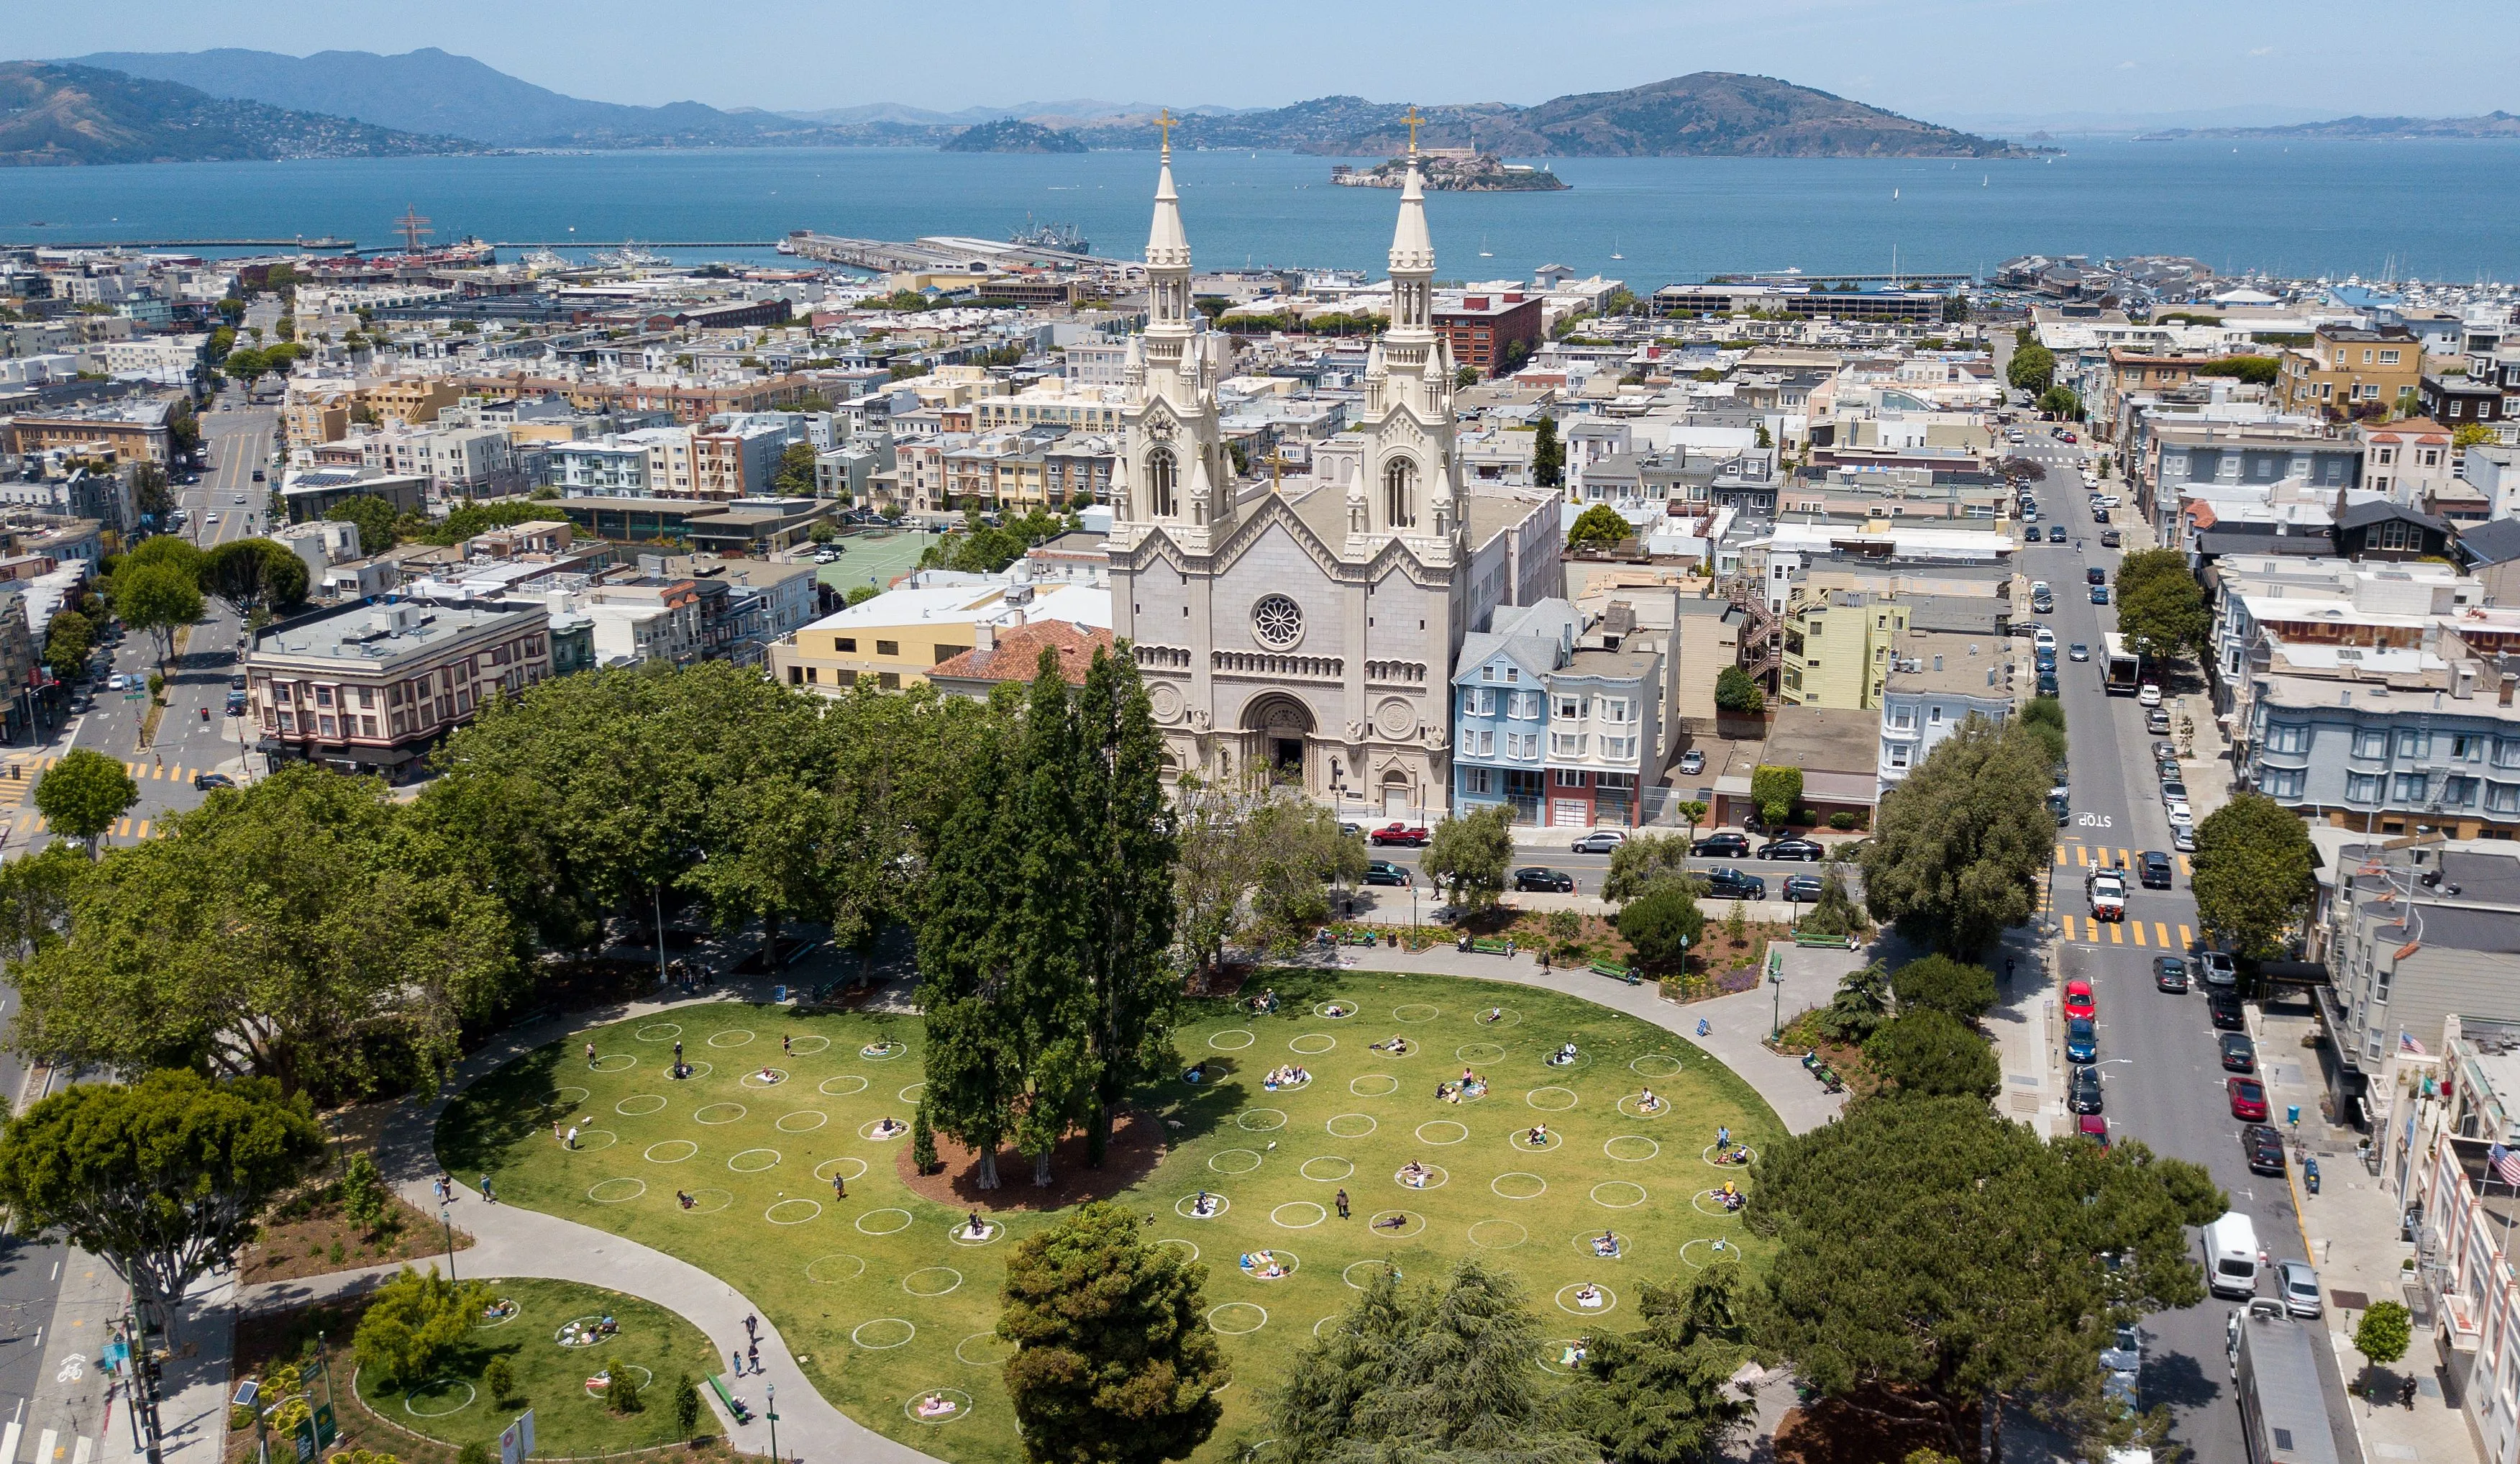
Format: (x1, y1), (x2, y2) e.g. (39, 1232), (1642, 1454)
(282, 390), (350, 458)
(1780, 591), (1908, 709)
(2282, 325), (2422, 415)
(768, 578), (1111, 691)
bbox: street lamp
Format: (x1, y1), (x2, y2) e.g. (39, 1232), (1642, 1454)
(1769, 960), (1784, 1041)
(765, 1381), (778, 1464)
(439, 1206), (457, 1282)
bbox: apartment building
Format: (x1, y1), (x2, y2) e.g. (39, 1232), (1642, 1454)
(972, 382), (1127, 434)
(1876, 630), (2018, 788)
(2142, 419), (2360, 541)
(2313, 840), (2520, 1117)
(1431, 291), (1545, 379)
(767, 572), (1110, 693)
(2281, 324), (2421, 415)
(1452, 600), (1581, 824)
(690, 419), (792, 499)
(2242, 646), (2520, 838)
(248, 599), (552, 775)
(2390, 1014), (2520, 1455)
(0, 400), (175, 465)
(1781, 591), (1909, 709)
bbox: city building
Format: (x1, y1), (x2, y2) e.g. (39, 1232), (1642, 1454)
(768, 570), (1109, 692)
(928, 618), (1115, 700)
(1781, 591), (1909, 709)
(1431, 291), (1544, 380)
(1876, 629), (2018, 788)
(0, 400), (175, 465)
(247, 599), (552, 776)
(2280, 324), (2421, 415)
(1453, 600), (1582, 823)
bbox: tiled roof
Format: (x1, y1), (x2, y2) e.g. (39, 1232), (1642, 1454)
(928, 619), (1113, 686)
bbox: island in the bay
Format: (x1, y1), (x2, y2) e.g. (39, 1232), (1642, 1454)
(1332, 149), (1569, 191)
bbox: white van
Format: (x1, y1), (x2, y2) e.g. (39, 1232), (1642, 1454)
(2034, 626), (2058, 651)
(2205, 1211), (2260, 1298)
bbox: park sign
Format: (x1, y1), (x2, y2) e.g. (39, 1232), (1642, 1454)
(500, 1409), (537, 1464)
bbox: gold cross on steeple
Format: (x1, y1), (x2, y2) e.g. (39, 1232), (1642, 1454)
(1402, 105), (1423, 155)
(1156, 108), (1175, 153)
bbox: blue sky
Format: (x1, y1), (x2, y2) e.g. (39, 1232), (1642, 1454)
(17, 0), (2519, 124)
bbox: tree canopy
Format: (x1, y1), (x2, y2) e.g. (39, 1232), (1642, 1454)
(1566, 504), (1631, 552)
(1861, 718), (2055, 958)
(2112, 550), (2209, 662)
(2191, 792), (2314, 959)
(111, 562), (203, 670)
(32, 747), (137, 851)
(1617, 882), (1704, 974)
(1425, 804), (1515, 912)
(1863, 1009), (2000, 1100)
(1890, 954), (1999, 1025)
(1714, 667), (1764, 716)
(323, 495), (403, 555)
(2007, 341), (2056, 394)
(355, 1266), (493, 1392)
(1601, 833), (1692, 903)
(1560, 1269), (1756, 1464)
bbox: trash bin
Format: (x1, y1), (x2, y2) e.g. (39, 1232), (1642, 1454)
(772, 984), (787, 1003)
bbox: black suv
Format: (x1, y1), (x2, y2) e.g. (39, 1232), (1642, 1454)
(1699, 868), (1767, 900)
(2242, 1124), (2287, 1176)
(2137, 850), (2173, 889)
(1513, 867), (1575, 894)
(2220, 1032), (2257, 1072)
(1691, 832), (1750, 858)
(2208, 991), (2246, 1030)
(2067, 1065), (2103, 1114)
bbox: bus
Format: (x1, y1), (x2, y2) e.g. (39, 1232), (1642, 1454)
(2102, 633), (2141, 696)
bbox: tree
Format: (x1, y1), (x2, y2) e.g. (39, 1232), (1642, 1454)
(1425, 804), (1514, 913)
(2113, 550), (2209, 662)
(0, 1070), (322, 1337)
(1602, 833), (1693, 903)
(485, 1355), (518, 1406)
(339, 1149), (392, 1235)
(2038, 386), (2083, 420)
(199, 538), (309, 619)
(772, 441), (819, 496)
(1272, 1259), (1589, 1464)
(1891, 955), (1999, 1025)
(1754, 422), (1773, 450)
(33, 749), (137, 854)
(1566, 504), (1632, 552)
(41, 609), (92, 683)
(1714, 666), (1764, 715)
(2352, 1301), (2412, 1395)
(221, 347), (271, 386)
(2455, 423), (2498, 451)
(1864, 1010), (2000, 1100)
(1861, 718), (2054, 958)
(672, 1373), (702, 1440)
(919, 727), (1033, 1191)
(1751, 765), (1802, 827)
(2191, 792), (2314, 959)
(2007, 340), (2057, 394)
(112, 563), (202, 671)
(1799, 865), (1868, 940)
(1675, 800), (1708, 844)
(1618, 882), (1704, 974)
(1533, 414), (1564, 489)
(1747, 1096), (2224, 1463)
(1456, 365), (1479, 389)
(129, 464), (175, 526)
(1070, 648), (1181, 1165)
(1561, 1269), (1756, 1464)
(2019, 695), (2068, 767)
(1812, 958), (1894, 1043)
(353, 1265), (491, 1392)
(910, 1099), (938, 1175)
(324, 496), (401, 555)
(1241, 794), (1365, 953)
(998, 1201), (1225, 1464)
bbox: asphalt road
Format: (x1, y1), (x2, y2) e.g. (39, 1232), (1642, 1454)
(2025, 442), (2361, 1463)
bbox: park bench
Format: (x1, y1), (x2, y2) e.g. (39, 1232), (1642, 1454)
(1458, 937), (1515, 955)
(707, 1373), (752, 1424)
(1791, 930), (1857, 950)
(1589, 958), (1639, 986)
(1342, 931), (1380, 947)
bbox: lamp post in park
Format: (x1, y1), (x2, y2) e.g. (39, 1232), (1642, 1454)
(766, 1381), (779, 1464)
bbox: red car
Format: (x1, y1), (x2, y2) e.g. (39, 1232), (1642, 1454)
(2227, 1076), (2270, 1121)
(1368, 822), (1430, 847)
(2063, 981), (2096, 1020)
(2076, 1114), (2109, 1147)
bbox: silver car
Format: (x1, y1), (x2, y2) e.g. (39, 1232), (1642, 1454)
(2278, 1260), (2322, 1318)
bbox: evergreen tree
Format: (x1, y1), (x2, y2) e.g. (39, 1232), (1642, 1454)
(1561, 1269), (1756, 1464)
(1533, 414), (1565, 489)
(1072, 648), (1179, 1166)
(917, 732), (1027, 1189)
(1010, 652), (1097, 1186)
(910, 1098), (939, 1175)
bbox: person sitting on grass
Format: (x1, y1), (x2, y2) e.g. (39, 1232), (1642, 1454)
(1592, 1230), (1620, 1258)
(677, 1190), (695, 1209)
(1525, 1122), (1550, 1147)
(1637, 1088), (1663, 1113)
(1371, 1035), (1410, 1055)
(872, 1116), (905, 1137)
(756, 1066), (782, 1083)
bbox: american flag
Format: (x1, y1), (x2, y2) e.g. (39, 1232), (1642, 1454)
(2402, 1032), (2429, 1055)
(2496, 1143), (2520, 1188)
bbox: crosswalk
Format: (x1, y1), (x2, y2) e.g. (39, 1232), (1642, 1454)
(2058, 914), (2194, 948)
(2057, 842), (2192, 876)
(0, 754), (206, 847)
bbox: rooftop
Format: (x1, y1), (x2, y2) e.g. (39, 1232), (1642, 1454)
(253, 599), (540, 665)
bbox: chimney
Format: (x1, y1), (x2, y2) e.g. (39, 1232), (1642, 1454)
(974, 620), (995, 656)
(2502, 673), (2516, 708)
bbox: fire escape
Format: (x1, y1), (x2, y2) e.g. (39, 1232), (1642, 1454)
(1725, 578), (1782, 694)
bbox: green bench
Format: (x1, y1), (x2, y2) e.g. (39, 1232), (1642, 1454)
(1341, 931), (1381, 947)
(708, 1373), (751, 1424)
(1589, 958), (1638, 986)
(1791, 930), (1857, 950)
(1461, 937), (1515, 955)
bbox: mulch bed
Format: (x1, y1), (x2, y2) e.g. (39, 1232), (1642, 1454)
(1773, 1388), (1978, 1464)
(895, 1109), (1167, 1213)
(239, 1194), (474, 1284)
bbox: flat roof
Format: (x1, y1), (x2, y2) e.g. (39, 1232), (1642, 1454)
(254, 599), (541, 666)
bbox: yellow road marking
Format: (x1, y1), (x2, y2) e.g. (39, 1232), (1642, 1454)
(2132, 922), (2147, 946)
(2106, 922), (2124, 945)
(2178, 924), (2193, 949)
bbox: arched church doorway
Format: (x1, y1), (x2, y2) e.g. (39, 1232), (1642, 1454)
(1380, 770), (1414, 819)
(1242, 695), (1314, 788)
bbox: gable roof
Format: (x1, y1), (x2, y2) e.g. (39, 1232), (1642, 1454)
(928, 619), (1113, 688)
(2457, 517), (2520, 568)
(2334, 499), (2447, 533)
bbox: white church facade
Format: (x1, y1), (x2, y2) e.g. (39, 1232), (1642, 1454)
(1104, 125), (1563, 817)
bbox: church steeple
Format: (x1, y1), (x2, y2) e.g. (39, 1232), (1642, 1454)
(1144, 111), (1193, 337)
(1387, 108), (1435, 338)
(1357, 106), (1456, 542)
(1117, 113), (1233, 545)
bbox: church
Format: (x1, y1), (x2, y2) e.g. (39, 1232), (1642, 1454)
(1105, 122), (1563, 819)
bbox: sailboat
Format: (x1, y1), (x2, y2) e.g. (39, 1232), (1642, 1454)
(1479, 235), (1494, 258)
(1610, 235), (1623, 260)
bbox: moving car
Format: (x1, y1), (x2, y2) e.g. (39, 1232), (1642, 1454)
(2101, 529), (2123, 548)
(1677, 748), (1704, 776)
(2090, 585), (2109, 605)
(1692, 832), (1751, 858)
(1757, 837), (1825, 861)
(2068, 1065), (2104, 1114)
(2242, 1124), (2288, 1176)
(106, 673), (127, 691)
(192, 771), (237, 791)
(1513, 867), (1575, 893)
(1363, 860), (1412, 887)
(2065, 1017), (2098, 1063)
(2068, 643), (2090, 662)
(2138, 850), (2173, 888)
(2154, 955), (2191, 992)
(1699, 868), (1767, 900)
(1781, 874), (1825, 902)
(2220, 1032), (2258, 1072)
(2227, 1076), (2270, 1121)
(2088, 869), (2127, 921)
(248, 471), (262, 483)
(2092, 506), (2111, 524)
(2063, 980), (2097, 1019)
(1369, 823), (1430, 847)
(2048, 524), (2067, 544)
(2078, 1114), (2111, 1147)
(2087, 566), (2108, 586)
(2209, 991), (2246, 1029)
(2277, 1260), (2323, 1318)
(1571, 829), (1628, 854)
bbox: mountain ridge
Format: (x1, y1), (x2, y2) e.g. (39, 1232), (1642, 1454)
(0, 60), (472, 167)
(2140, 110), (2520, 140)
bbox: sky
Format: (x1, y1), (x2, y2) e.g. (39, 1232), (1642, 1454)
(15, 0), (2520, 125)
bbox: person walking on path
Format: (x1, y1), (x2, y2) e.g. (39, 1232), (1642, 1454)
(674, 1039), (683, 1063)
(480, 1173), (497, 1203)
(730, 1347), (744, 1377)
(585, 1042), (598, 1068)
(782, 1035), (792, 1056)
(1335, 1188), (1350, 1219)
(744, 1314), (758, 1340)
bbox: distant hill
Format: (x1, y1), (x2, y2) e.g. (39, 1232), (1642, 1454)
(0, 60), (470, 166)
(941, 119), (1086, 154)
(2142, 111), (2520, 140)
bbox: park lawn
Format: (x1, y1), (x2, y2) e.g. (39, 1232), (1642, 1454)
(341, 1278), (717, 1456)
(437, 970), (1783, 1464)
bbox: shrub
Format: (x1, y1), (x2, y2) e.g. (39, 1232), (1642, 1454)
(483, 1356), (516, 1407)
(340, 1150), (391, 1235)
(1617, 882), (1704, 972)
(1828, 811), (1858, 831)
(672, 1372), (702, 1440)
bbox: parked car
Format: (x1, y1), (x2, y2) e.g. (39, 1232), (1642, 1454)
(2092, 507), (2110, 524)
(106, 673), (127, 691)
(2173, 826), (2196, 853)
(2154, 955), (2190, 992)
(1513, 866), (1575, 893)
(1756, 837), (1825, 861)
(229, 673), (248, 691)
(2138, 850), (2173, 888)
(2037, 670), (2059, 696)
(2209, 991), (2246, 1029)
(2277, 1260), (2323, 1318)
(1691, 832), (1750, 858)
(1369, 823), (1430, 847)
(1699, 868), (1767, 901)
(2137, 682), (2162, 706)
(2166, 802), (2193, 829)
(2065, 1017), (2098, 1063)
(2068, 1065), (2104, 1114)
(2227, 1076), (2270, 1121)
(1571, 829), (1628, 854)
(2243, 1123), (2288, 1176)
(2146, 706), (2171, 734)
(1677, 748), (1704, 776)
(2048, 791), (2071, 826)
(192, 771), (237, 791)
(2161, 780), (2189, 805)
(1362, 860), (1412, 887)
(2101, 529), (2123, 547)
(2077, 1114), (2111, 1147)
(1781, 874), (1824, 902)
(2221, 1032), (2257, 1072)
(2197, 950), (2238, 987)
(2063, 980), (2096, 1019)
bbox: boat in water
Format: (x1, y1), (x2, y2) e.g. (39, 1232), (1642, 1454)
(1010, 219), (1089, 255)
(596, 242), (670, 268)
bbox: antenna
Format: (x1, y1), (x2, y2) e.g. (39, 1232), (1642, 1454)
(395, 206), (432, 255)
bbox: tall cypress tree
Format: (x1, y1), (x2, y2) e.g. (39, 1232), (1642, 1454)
(1010, 650), (1097, 1186)
(1073, 647), (1180, 1165)
(917, 733), (1026, 1189)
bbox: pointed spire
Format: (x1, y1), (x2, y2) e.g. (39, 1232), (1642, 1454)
(1145, 110), (1190, 269)
(1388, 106), (1435, 276)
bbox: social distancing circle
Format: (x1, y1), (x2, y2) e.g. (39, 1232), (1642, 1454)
(694, 1103), (746, 1125)
(955, 1333), (1016, 1367)
(1289, 1033), (1337, 1055)
(1206, 1303), (1267, 1335)
(1176, 1192), (1231, 1219)
(1604, 1135), (1659, 1163)
(1511, 1128), (1564, 1153)
(727, 1148), (780, 1173)
(783, 1035), (831, 1055)
(1468, 1219), (1526, 1250)
(903, 1266), (963, 1297)
(1327, 1114), (1377, 1137)
(401, 1381), (476, 1418)
(776, 1110), (828, 1133)
(1348, 1074), (1399, 1097)
(852, 1318), (915, 1349)
(1209, 1148), (1264, 1174)
(1300, 1156), (1353, 1182)
(707, 1029), (756, 1048)
(678, 1188), (731, 1214)
(818, 1076), (869, 1096)
(1393, 1004), (1441, 1022)
(764, 1199), (821, 1225)
(815, 1156), (869, 1182)
(1269, 1201), (1326, 1229)
(1590, 1181), (1649, 1209)
(1526, 1086), (1579, 1111)
(1630, 1054), (1685, 1078)
(905, 1388), (973, 1424)
(1208, 1029), (1255, 1051)
(856, 1209), (914, 1235)
(807, 1254), (866, 1284)
(1238, 1109), (1287, 1132)
(1415, 1121), (1469, 1145)
(1616, 1093), (1673, 1120)
(616, 1094), (667, 1117)
(1364, 1209), (1423, 1239)
(1556, 1283), (1619, 1315)
(1492, 1172), (1548, 1201)
(553, 1086), (591, 1107)
(587, 1178), (644, 1204)
(1393, 1163), (1447, 1190)
(1456, 1042), (1507, 1063)
(567, 1129), (617, 1151)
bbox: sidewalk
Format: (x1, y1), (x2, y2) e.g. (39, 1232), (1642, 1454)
(2254, 999), (2479, 1464)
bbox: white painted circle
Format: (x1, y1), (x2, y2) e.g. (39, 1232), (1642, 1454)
(1156, 1237), (1200, 1263)
(739, 1068), (791, 1089)
(401, 1381), (477, 1418)
(1206, 1303), (1268, 1335)
(1392, 1164), (1447, 1190)
(1556, 1283), (1620, 1315)
(851, 1318), (916, 1349)
(707, 1029), (757, 1049)
(1572, 1229), (1630, 1259)
(693, 1103), (747, 1125)
(1348, 1074), (1399, 1097)
(1474, 1007), (1522, 1029)
(1343, 1260), (1398, 1290)
(903, 1387), (973, 1423)
(1468, 1219), (1527, 1250)
(1630, 1054), (1684, 1078)
(727, 1147), (780, 1173)
(1176, 1192), (1231, 1219)
(1527, 1086), (1579, 1111)
(569, 1128), (617, 1152)
(1208, 1148), (1264, 1174)
(1680, 1238), (1742, 1271)
(784, 1035), (831, 1055)
(634, 1023), (682, 1042)
(859, 1041), (906, 1061)
(898, 1082), (927, 1103)
(1300, 1156), (1353, 1182)
(1289, 1033), (1336, 1055)
(903, 1266), (964, 1297)
(1238, 1109), (1287, 1132)
(616, 1094), (667, 1117)
(1313, 1002), (1356, 1019)
(1699, 1144), (1758, 1168)
(859, 1119), (909, 1141)
(1414, 1121), (1468, 1145)
(807, 1253), (865, 1284)
(553, 1086), (592, 1107)
(765, 1199), (823, 1225)
(1237, 1250), (1300, 1279)
(1509, 1127), (1564, 1154)
(818, 1076), (869, 1096)
(678, 1188), (732, 1214)
(955, 1333), (1016, 1368)
(1269, 1202), (1326, 1229)
(1590, 1181), (1649, 1209)
(1392, 1004), (1441, 1023)
(776, 1110), (828, 1133)
(947, 1220), (1002, 1247)
(1604, 1135), (1660, 1163)
(1616, 1093), (1674, 1120)
(1456, 1042), (1507, 1064)
(589, 1054), (636, 1073)
(1363, 1209), (1423, 1240)
(475, 1301), (520, 1329)
(587, 1178), (645, 1204)
(815, 1157), (869, 1182)
(1208, 1029), (1256, 1050)
(1692, 1188), (1746, 1217)
(856, 1209), (915, 1235)
(676, 1061), (714, 1080)
(1326, 1114), (1378, 1138)
(1492, 1171), (1548, 1201)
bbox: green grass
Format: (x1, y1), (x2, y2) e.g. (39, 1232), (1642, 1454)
(817, 530), (937, 598)
(437, 970), (1781, 1464)
(348, 1278), (718, 1455)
